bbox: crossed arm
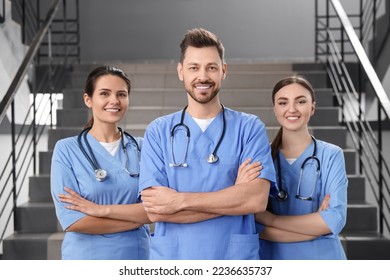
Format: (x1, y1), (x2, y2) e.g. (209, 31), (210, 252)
(256, 194), (331, 242)
(59, 158), (264, 227)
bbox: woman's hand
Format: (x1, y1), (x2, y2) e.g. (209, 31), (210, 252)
(318, 194), (330, 212)
(235, 158), (262, 185)
(59, 187), (106, 217)
(255, 210), (275, 226)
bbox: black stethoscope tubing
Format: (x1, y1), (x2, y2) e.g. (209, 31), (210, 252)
(276, 135), (320, 201)
(169, 104), (226, 167)
(77, 127), (140, 181)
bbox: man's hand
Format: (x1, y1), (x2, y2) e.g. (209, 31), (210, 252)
(141, 186), (183, 214)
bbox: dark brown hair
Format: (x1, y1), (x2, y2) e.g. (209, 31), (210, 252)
(179, 28), (225, 64)
(270, 75), (315, 158)
(83, 66), (131, 128)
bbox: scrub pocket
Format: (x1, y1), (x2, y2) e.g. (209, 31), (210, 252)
(228, 233), (260, 260)
(150, 235), (178, 260)
(217, 156), (239, 185)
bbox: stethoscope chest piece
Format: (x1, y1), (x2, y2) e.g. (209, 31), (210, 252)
(95, 169), (107, 182)
(207, 153), (219, 164)
(277, 189), (288, 201)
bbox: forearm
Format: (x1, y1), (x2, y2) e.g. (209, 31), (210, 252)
(181, 179), (269, 215)
(269, 212), (331, 236)
(260, 226), (318, 242)
(147, 210), (220, 223)
(103, 203), (151, 224)
(66, 216), (142, 234)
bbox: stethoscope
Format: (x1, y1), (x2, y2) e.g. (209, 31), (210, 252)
(169, 104), (226, 167)
(276, 135), (320, 201)
(77, 127), (140, 181)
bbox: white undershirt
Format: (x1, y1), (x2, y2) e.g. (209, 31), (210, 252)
(286, 158), (296, 165)
(100, 139), (121, 156)
(192, 117), (215, 132)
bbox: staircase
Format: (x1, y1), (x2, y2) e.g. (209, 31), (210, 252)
(3, 60), (390, 260)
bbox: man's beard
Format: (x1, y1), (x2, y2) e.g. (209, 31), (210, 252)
(186, 86), (220, 104)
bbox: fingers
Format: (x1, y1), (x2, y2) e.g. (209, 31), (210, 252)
(318, 194), (330, 211)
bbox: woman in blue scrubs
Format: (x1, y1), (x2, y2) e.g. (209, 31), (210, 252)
(255, 75), (348, 259)
(50, 66), (150, 260)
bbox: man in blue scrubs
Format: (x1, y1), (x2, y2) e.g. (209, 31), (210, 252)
(139, 28), (276, 260)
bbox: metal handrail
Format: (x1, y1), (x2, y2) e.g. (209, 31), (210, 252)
(0, 0), (80, 256)
(0, 0), (61, 123)
(332, 0), (390, 118)
(316, 0), (390, 236)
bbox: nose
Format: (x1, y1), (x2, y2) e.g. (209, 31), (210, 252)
(288, 102), (297, 112)
(109, 94), (120, 104)
(197, 68), (209, 81)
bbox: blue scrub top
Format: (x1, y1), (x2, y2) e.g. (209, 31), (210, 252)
(259, 139), (348, 260)
(139, 107), (276, 260)
(51, 133), (150, 260)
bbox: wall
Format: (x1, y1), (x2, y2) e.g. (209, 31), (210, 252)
(78, 0), (316, 63)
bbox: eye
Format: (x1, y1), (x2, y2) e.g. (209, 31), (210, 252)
(277, 101), (287, 106)
(189, 66), (198, 71)
(118, 92), (128, 98)
(100, 91), (109, 96)
(297, 99), (307, 105)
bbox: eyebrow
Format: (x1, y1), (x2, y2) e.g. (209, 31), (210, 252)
(277, 95), (308, 100)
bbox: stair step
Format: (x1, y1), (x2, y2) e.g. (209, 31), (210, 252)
(347, 175), (366, 202)
(39, 151), (53, 175)
(56, 107), (90, 127)
(344, 204), (378, 232)
(340, 232), (390, 260)
(15, 202), (58, 233)
(47, 232), (65, 260)
(48, 127), (83, 149)
(2, 233), (52, 260)
(29, 175), (51, 202)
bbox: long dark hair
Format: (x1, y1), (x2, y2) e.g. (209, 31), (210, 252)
(270, 75), (315, 159)
(83, 66), (131, 128)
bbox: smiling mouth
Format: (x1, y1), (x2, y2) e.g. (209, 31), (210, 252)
(287, 116), (299, 120)
(105, 108), (120, 112)
(194, 84), (212, 90)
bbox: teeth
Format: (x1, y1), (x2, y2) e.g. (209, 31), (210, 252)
(105, 109), (120, 112)
(195, 85), (211, 90)
(287, 116), (298, 120)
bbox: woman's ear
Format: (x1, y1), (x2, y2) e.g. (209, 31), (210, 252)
(311, 101), (316, 116)
(84, 93), (92, 108)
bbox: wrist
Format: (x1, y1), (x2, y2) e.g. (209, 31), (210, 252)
(101, 205), (110, 218)
(177, 192), (189, 212)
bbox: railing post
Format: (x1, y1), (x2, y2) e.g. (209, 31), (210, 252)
(22, 0), (26, 44)
(63, 0), (68, 65)
(315, 0), (318, 61)
(11, 101), (17, 228)
(358, 0), (363, 174)
(378, 103), (383, 234)
(326, 0), (330, 60)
